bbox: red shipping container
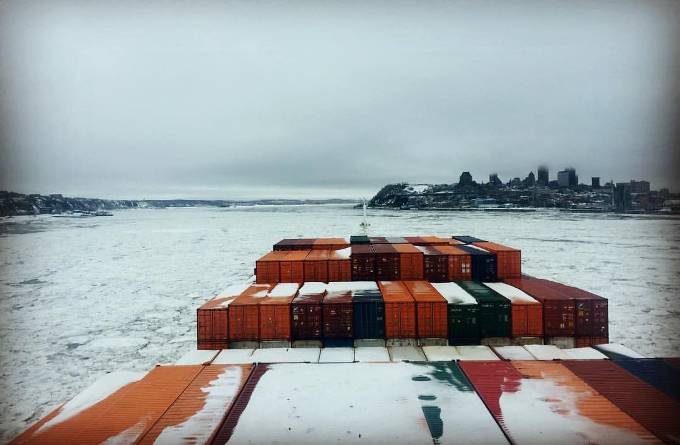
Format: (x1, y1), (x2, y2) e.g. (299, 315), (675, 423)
(404, 235), (449, 246)
(434, 245), (472, 281)
(404, 281), (448, 338)
(291, 282), (326, 340)
(280, 250), (308, 283)
(393, 243), (424, 280)
(259, 283), (298, 341)
(564, 360), (680, 444)
(542, 279), (609, 338)
(473, 241), (521, 279)
(228, 284), (271, 341)
(312, 238), (350, 250)
(255, 251), (287, 284)
(322, 283), (354, 339)
(304, 249), (329, 282)
(196, 283), (252, 349)
(373, 244), (400, 280)
(416, 245), (448, 282)
(351, 244), (375, 281)
(378, 281), (416, 338)
(505, 277), (575, 337)
(575, 336), (609, 347)
(328, 248), (352, 281)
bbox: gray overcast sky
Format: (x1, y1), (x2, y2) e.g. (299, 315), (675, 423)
(1, 0), (679, 199)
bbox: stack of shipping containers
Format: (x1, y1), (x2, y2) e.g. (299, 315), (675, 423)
(378, 281), (416, 340)
(472, 241), (521, 279)
(351, 244), (375, 281)
(373, 244), (400, 280)
(417, 245), (449, 282)
(457, 281), (511, 341)
(392, 243), (423, 279)
(228, 284), (271, 343)
(435, 245), (472, 281)
(303, 249), (329, 282)
(327, 248), (351, 281)
(351, 281), (385, 339)
(280, 250), (307, 283)
(431, 282), (480, 345)
(196, 283), (250, 350)
(484, 281), (543, 342)
(258, 283), (299, 343)
(404, 281), (448, 341)
(457, 245), (498, 281)
(322, 282), (354, 346)
(291, 282), (326, 343)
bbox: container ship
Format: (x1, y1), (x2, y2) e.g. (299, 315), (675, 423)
(10, 235), (680, 445)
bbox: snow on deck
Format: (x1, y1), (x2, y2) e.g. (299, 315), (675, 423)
(388, 346), (427, 362)
(456, 346), (499, 361)
(318, 347), (355, 363)
(250, 348), (320, 363)
(354, 347), (390, 362)
(422, 346), (462, 361)
(298, 282), (327, 295)
(561, 347), (608, 360)
(493, 346), (535, 360)
(226, 362), (508, 444)
(212, 349), (255, 365)
(175, 349), (219, 365)
(524, 345), (568, 361)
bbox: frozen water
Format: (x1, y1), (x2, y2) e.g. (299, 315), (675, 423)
(0, 205), (679, 441)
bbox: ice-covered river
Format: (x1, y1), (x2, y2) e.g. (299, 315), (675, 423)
(1, 205), (679, 442)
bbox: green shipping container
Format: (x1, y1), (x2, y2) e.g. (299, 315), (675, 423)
(431, 282), (481, 345)
(458, 281), (511, 338)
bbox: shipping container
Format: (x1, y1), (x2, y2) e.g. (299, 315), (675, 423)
(279, 250), (308, 283)
(385, 236), (408, 244)
(255, 251), (288, 284)
(349, 234), (370, 244)
(452, 235), (487, 244)
(404, 281), (448, 338)
(473, 241), (521, 279)
(373, 243), (400, 280)
(433, 245), (472, 281)
(431, 282), (480, 345)
(369, 236), (388, 244)
(460, 361), (660, 445)
(259, 283), (298, 341)
(456, 345), (500, 360)
(351, 281), (385, 338)
(291, 282), (326, 341)
(564, 360), (680, 444)
(378, 281), (416, 338)
(492, 345), (535, 360)
(457, 281), (511, 338)
(404, 235), (449, 246)
(222, 362), (508, 445)
(392, 243), (424, 280)
(10, 366), (209, 445)
(483, 281), (543, 337)
(541, 279), (609, 338)
(456, 244), (497, 281)
(322, 282), (354, 339)
(228, 284), (271, 341)
(504, 277), (575, 337)
(351, 244), (375, 281)
(196, 283), (251, 349)
(593, 343), (646, 360)
(303, 249), (329, 282)
(312, 237), (350, 250)
(327, 248), (352, 281)
(136, 365), (252, 445)
(273, 238), (316, 251)
(416, 245), (449, 282)
(613, 359), (680, 403)
(575, 336), (609, 348)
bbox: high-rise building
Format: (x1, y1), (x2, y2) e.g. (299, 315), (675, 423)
(629, 180), (650, 194)
(614, 183), (632, 212)
(525, 171), (536, 187)
(537, 166), (549, 186)
(489, 173), (502, 187)
(557, 168), (578, 188)
(592, 177), (600, 188)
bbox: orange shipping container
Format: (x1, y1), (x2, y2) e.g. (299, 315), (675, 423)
(328, 248), (352, 281)
(483, 282), (543, 337)
(259, 283), (299, 341)
(379, 281), (416, 338)
(304, 249), (329, 282)
(228, 284), (270, 341)
(473, 241), (521, 279)
(404, 281), (448, 338)
(312, 237), (350, 250)
(280, 250), (308, 283)
(392, 244), (424, 280)
(196, 283), (251, 350)
(434, 245), (472, 281)
(255, 251), (288, 284)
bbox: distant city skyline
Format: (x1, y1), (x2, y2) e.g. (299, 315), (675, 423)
(1, 1), (679, 200)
